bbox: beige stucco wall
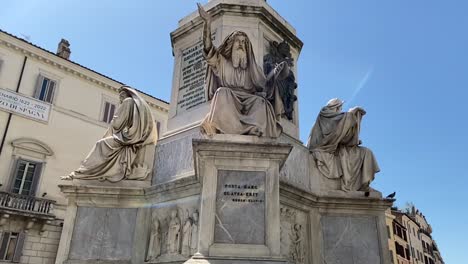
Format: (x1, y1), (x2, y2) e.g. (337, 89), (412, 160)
(0, 32), (169, 220)
(385, 209), (398, 264)
(403, 214), (425, 264)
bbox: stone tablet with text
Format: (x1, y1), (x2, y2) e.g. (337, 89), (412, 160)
(214, 170), (266, 245)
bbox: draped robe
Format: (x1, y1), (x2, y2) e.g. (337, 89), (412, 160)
(307, 106), (380, 191)
(70, 87), (157, 182)
(200, 31), (283, 138)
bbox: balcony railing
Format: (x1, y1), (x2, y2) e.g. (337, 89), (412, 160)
(0, 191), (56, 216)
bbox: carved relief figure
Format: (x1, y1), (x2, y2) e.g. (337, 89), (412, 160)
(197, 3), (289, 138)
(263, 40), (298, 121)
(190, 211), (199, 255)
(181, 211), (192, 256)
(167, 210), (181, 254)
(146, 215), (161, 261)
(289, 224), (304, 264)
(307, 98), (380, 192)
(62, 85), (158, 182)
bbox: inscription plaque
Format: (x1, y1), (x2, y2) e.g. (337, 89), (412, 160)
(214, 170), (265, 244)
(176, 41), (207, 113)
(176, 32), (216, 114)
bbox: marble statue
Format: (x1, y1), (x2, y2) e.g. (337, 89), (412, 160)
(289, 224), (304, 264)
(197, 3), (289, 138)
(190, 211), (199, 255)
(62, 85), (157, 182)
(181, 211), (192, 256)
(146, 215), (161, 261)
(167, 210), (181, 254)
(263, 40), (298, 121)
(307, 98), (380, 192)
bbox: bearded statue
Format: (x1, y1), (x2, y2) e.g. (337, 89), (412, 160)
(197, 3), (288, 138)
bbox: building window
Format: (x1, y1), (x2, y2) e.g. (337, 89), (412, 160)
(0, 232), (25, 262)
(101, 101), (116, 123)
(34, 75), (57, 103)
(11, 159), (42, 196)
(387, 225), (391, 238)
(0, 59), (4, 74)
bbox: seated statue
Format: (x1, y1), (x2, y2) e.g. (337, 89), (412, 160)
(306, 98), (380, 192)
(197, 4), (287, 138)
(62, 86), (158, 182)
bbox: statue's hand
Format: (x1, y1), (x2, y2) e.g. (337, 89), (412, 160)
(197, 3), (212, 23)
(274, 61), (289, 80)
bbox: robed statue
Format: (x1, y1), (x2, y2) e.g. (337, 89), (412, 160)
(197, 3), (288, 138)
(307, 98), (380, 192)
(62, 85), (158, 182)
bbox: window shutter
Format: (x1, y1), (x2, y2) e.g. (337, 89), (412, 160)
(34, 75), (45, 99)
(12, 232), (25, 263)
(0, 232), (10, 260)
(30, 163), (43, 196)
(45, 80), (56, 103)
(109, 104), (116, 120)
(9, 159), (23, 193)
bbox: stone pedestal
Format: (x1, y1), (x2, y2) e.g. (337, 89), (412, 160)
(185, 137), (292, 264)
(166, 0), (303, 139)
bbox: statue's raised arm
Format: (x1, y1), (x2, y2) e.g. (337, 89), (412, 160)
(197, 3), (213, 53)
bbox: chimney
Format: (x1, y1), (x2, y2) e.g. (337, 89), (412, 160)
(57, 39), (71, 60)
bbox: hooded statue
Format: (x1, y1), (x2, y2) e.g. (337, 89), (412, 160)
(197, 4), (285, 138)
(307, 98), (380, 192)
(63, 85), (158, 182)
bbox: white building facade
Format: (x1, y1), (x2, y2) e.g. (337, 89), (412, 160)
(0, 30), (168, 264)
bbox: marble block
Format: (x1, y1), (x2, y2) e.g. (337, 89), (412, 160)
(321, 216), (382, 264)
(192, 137), (291, 260)
(69, 207), (137, 261)
(153, 129), (203, 184)
(214, 170), (266, 244)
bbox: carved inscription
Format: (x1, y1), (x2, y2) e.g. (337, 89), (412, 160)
(215, 170), (265, 244)
(176, 31), (217, 114)
(176, 41), (207, 113)
(223, 184), (264, 203)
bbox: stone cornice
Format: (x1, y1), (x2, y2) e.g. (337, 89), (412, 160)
(0, 31), (169, 113)
(171, 3), (303, 52)
(280, 180), (393, 211)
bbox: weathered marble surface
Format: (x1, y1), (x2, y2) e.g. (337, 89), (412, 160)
(280, 206), (308, 264)
(278, 135), (312, 192)
(69, 207), (137, 261)
(145, 196), (200, 262)
(153, 130), (202, 184)
(214, 170), (266, 244)
(321, 216), (382, 264)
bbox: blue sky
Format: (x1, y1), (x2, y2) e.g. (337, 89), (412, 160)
(1, 0), (466, 262)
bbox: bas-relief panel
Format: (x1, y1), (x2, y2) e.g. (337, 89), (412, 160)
(280, 206), (308, 264)
(153, 131), (202, 184)
(69, 207), (137, 261)
(321, 216), (381, 264)
(146, 197), (200, 263)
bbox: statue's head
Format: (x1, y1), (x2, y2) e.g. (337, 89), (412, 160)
(171, 209), (177, 218)
(294, 223), (301, 231)
(220, 31), (251, 70)
(277, 41), (291, 58)
(326, 98), (344, 112)
(193, 211), (199, 221)
(118, 86), (132, 103)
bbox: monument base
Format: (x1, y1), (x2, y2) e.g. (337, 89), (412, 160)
(184, 254), (287, 264)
